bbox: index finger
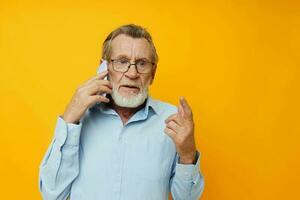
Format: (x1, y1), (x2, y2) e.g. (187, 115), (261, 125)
(179, 96), (193, 118)
(95, 70), (109, 80)
(83, 71), (109, 86)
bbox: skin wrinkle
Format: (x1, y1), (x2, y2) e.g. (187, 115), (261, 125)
(108, 34), (156, 124)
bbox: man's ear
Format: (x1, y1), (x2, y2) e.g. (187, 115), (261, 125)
(150, 65), (157, 85)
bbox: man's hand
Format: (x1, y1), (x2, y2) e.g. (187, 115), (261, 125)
(164, 97), (197, 164)
(62, 71), (112, 124)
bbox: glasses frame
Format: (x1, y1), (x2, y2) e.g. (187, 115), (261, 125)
(109, 58), (155, 74)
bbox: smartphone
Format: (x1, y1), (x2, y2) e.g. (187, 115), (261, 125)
(96, 60), (109, 99)
(97, 59), (108, 80)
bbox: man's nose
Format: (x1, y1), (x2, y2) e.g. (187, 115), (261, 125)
(125, 64), (139, 79)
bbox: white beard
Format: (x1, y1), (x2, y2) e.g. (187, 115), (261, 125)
(111, 84), (149, 108)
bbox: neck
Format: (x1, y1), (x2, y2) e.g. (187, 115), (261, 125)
(110, 98), (146, 125)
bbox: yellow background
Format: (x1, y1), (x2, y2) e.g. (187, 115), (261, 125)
(0, 0), (299, 199)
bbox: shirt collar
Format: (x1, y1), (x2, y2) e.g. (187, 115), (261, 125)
(92, 95), (160, 117)
(144, 95), (160, 115)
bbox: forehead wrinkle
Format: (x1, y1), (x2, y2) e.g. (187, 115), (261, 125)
(111, 35), (151, 60)
(131, 42), (147, 61)
(133, 38), (152, 60)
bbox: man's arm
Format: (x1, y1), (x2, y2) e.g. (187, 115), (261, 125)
(39, 116), (82, 200)
(39, 72), (112, 200)
(164, 97), (204, 199)
(170, 151), (204, 200)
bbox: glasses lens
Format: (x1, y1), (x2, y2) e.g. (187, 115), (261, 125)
(136, 60), (152, 73)
(112, 59), (153, 73)
(113, 59), (129, 72)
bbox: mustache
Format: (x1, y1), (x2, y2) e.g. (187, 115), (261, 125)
(118, 82), (141, 88)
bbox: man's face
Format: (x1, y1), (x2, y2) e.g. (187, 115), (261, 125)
(108, 34), (156, 107)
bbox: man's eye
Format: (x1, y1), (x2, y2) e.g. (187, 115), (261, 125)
(137, 60), (146, 66)
(119, 59), (129, 64)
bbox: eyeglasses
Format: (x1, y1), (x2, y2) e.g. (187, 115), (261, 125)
(110, 58), (155, 74)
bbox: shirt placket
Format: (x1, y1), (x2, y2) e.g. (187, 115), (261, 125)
(112, 120), (128, 200)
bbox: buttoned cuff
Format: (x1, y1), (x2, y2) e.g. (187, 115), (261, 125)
(175, 151), (201, 182)
(54, 116), (83, 147)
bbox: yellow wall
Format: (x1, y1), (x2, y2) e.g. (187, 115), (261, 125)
(0, 0), (299, 199)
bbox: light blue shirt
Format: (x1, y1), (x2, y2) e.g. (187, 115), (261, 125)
(39, 96), (204, 200)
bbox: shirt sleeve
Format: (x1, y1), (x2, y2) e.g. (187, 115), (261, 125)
(170, 151), (205, 200)
(39, 116), (82, 200)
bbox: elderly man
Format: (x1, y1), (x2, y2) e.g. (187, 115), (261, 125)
(39, 24), (204, 200)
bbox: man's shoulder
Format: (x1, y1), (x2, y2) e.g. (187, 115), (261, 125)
(150, 97), (177, 116)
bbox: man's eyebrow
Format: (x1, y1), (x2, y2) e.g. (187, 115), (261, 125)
(115, 55), (151, 61)
(115, 54), (130, 59)
(135, 57), (150, 61)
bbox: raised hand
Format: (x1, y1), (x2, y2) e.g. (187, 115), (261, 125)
(164, 97), (197, 164)
(62, 71), (112, 124)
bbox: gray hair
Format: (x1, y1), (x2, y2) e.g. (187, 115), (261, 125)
(101, 24), (159, 65)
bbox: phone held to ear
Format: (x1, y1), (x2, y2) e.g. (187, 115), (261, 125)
(96, 60), (109, 97)
(97, 60), (108, 80)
